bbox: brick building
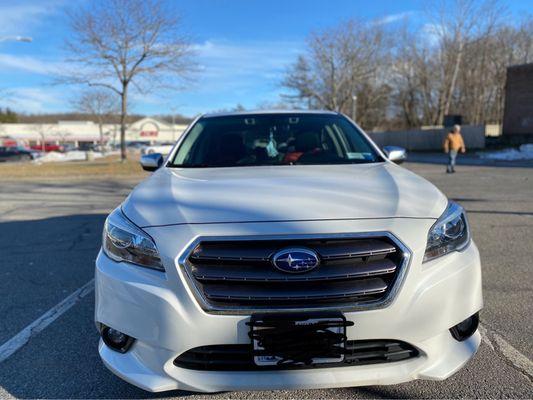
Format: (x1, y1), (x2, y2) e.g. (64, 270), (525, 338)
(502, 63), (533, 139)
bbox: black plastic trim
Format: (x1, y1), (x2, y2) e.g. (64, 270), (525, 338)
(99, 324), (135, 353)
(450, 312), (479, 342)
(174, 339), (419, 371)
(180, 233), (411, 314)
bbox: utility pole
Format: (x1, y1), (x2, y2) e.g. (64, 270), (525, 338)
(169, 104), (184, 142)
(351, 94), (357, 122)
(170, 106), (176, 142)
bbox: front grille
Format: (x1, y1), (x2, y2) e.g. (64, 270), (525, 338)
(174, 340), (419, 371)
(181, 234), (409, 313)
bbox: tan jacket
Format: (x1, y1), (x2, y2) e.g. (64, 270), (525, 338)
(443, 132), (465, 153)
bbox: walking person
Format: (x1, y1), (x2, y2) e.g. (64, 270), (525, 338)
(443, 124), (466, 173)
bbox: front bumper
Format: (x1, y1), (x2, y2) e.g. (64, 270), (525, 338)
(95, 218), (483, 392)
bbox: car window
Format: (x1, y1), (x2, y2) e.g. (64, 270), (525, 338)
(169, 114), (382, 168)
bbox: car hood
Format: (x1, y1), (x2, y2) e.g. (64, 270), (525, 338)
(123, 163), (447, 227)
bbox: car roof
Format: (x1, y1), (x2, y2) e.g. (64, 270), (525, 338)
(201, 109), (340, 119)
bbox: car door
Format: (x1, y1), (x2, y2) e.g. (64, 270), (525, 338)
(2, 148), (19, 161)
(14, 149), (24, 161)
(6, 148), (20, 161)
(0, 147), (8, 162)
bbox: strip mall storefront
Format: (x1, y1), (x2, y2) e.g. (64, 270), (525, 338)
(0, 117), (188, 148)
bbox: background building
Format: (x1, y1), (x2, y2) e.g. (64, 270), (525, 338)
(0, 117), (189, 148)
(502, 63), (533, 141)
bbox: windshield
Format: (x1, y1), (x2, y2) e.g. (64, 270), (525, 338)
(169, 113), (382, 168)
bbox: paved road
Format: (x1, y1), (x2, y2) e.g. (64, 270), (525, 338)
(0, 163), (532, 399)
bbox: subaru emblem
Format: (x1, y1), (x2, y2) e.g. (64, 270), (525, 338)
(272, 248), (320, 273)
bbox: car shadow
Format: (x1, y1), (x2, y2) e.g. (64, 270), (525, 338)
(0, 295), (197, 399)
(0, 213), (200, 399)
(466, 210), (533, 216)
(406, 152), (533, 168)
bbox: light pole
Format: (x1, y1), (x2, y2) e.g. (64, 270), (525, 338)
(170, 106), (176, 142)
(0, 36), (33, 43)
(169, 104), (184, 142)
(351, 94), (357, 122)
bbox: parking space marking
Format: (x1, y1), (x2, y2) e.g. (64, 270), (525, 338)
(0, 279), (95, 363)
(480, 324), (533, 380)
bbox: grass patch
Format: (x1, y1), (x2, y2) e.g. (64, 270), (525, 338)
(0, 155), (147, 181)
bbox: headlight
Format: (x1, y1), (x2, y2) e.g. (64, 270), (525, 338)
(103, 208), (163, 271)
(423, 201), (470, 262)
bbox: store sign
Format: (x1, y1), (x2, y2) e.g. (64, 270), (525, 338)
(0, 139), (18, 147)
(140, 131), (158, 137)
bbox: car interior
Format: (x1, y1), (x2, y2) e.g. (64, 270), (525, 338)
(172, 115), (379, 167)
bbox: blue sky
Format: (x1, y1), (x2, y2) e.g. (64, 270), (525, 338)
(0, 0), (531, 117)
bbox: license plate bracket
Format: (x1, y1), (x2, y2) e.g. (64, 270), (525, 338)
(248, 312), (353, 367)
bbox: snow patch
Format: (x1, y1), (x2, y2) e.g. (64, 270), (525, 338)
(36, 151), (105, 163)
(479, 144), (533, 161)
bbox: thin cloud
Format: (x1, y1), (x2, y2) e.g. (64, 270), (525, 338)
(0, 87), (65, 113)
(191, 39), (302, 92)
(0, 38), (304, 113)
(375, 11), (417, 25)
(1, 38), (305, 114)
(0, 2), (63, 35)
(0, 53), (66, 75)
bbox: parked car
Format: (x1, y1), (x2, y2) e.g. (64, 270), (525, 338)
(78, 143), (97, 151)
(62, 143), (78, 152)
(127, 141), (151, 149)
(30, 143), (64, 152)
(97, 111), (481, 393)
(141, 142), (175, 155)
(0, 146), (36, 162)
(27, 148), (42, 159)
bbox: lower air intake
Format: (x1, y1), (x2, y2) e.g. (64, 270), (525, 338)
(174, 340), (419, 371)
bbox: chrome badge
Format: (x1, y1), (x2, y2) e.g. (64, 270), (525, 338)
(272, 248), (320, 273)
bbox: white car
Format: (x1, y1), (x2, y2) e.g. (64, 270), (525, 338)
(96, 111), (482, 393)
(141, 142), (175, 156)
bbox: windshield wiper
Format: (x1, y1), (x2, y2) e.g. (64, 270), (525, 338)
(168, 160), (378, 168)
(167, 163), (211, 168)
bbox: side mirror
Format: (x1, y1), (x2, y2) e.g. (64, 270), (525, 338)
(140, 153), (163, 171)
(382, 146), (407, 164)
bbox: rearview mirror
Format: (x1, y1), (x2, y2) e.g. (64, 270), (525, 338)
(140, 153), (163, 171)
(382, 146), (407, 164)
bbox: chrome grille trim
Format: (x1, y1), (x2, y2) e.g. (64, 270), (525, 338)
(177, 232), (411, 315)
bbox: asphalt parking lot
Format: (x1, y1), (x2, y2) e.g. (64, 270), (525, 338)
(0, 159), (532, 399)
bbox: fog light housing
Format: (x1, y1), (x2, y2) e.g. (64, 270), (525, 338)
(100, 325), (135, 353)
(450, 312), (479, 341)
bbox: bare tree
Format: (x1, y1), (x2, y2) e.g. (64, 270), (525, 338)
(282, 20), (392, 129)
(73, 89), (119, 150)
(62, 0), (195, 160)
(389, 0), (531, 128)
(32, 124), (55, 152)
(425, 0), (505, 124)
(458, 15), (533, 124)
(284, 0), (532, 131)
